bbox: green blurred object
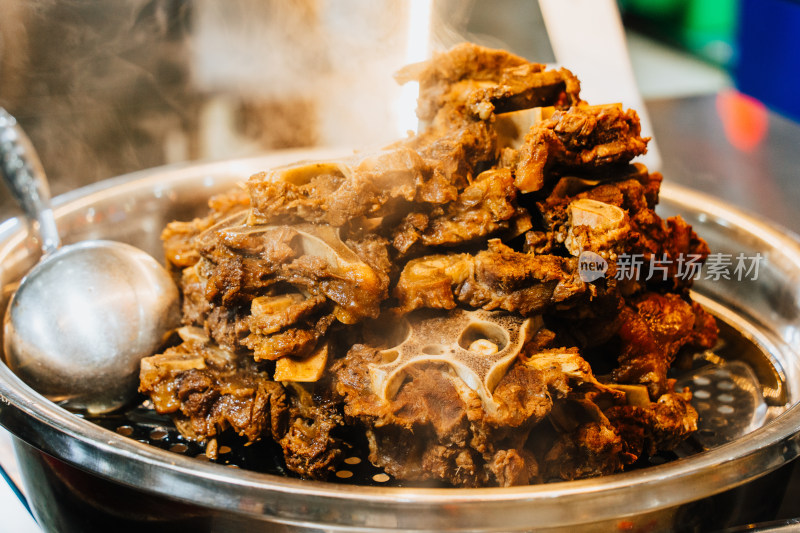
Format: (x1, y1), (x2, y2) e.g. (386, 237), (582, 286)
(619, 0), (738, 67)
(684, 0), (737, 65)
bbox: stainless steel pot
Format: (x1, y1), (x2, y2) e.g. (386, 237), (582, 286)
(1, 151), (800, 532)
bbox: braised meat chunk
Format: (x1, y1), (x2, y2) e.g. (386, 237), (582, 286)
(140, 327), (345, 479)
(515, 104), (650, 193)
(140, 42), (715, 488)
(612, 292), (718, 397)
(391, 168), (532, 256)
(394, 240), (585, 316)
(139, 327), (288, 446)
(396, 42), (580, 123)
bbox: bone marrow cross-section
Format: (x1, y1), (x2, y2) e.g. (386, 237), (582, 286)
(369, 309), (541, 413)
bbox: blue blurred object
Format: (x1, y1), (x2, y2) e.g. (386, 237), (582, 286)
(735, 0), (800, 122)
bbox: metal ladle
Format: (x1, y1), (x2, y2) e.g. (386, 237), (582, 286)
(0, 108), (180, 414)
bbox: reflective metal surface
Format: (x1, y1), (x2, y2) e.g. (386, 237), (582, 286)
(0, 108), (58, 255)
(0, 151), (799, 531)
(649, 94), (800, 233)
(4, 240), (180, 414)
(0, 107), (181, 414)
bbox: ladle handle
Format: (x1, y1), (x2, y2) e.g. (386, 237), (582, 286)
(0, 108), (61, 255)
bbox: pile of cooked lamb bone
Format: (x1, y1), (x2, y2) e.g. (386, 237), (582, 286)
(140, 43), (717, 487)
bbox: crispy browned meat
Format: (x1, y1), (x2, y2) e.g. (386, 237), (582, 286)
(515, 104), (649, 193)
(401, 43), (581, 196)
(613, 293), (718, 397)
(196, 219), (298, 307)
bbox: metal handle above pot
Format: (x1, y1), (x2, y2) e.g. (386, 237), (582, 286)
(0, 108), (60, 256)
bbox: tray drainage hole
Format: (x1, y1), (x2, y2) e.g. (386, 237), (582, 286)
(717, 381), (735, 391)
(150, 428), (168, 441)
(697, 429), (716, 438)
(717, 393), (735, 403)
(218, 446), (232, 455)
(116, 425), (134, 437)
(335, 470), (354, 479)
(170, 443), (189, 454)
(649, 456), (667, 465)
(344, 457), (362, 465)
(195, 453), (210, 461)
(694, 376), (711, 386)
(717, 405), (735, 415)
(373, 473), (391, 483)
(708, 416), (728, 428)
(693, 390), (711, 400)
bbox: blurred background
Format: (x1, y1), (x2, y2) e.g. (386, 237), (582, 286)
(0, 0), (798, 223)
